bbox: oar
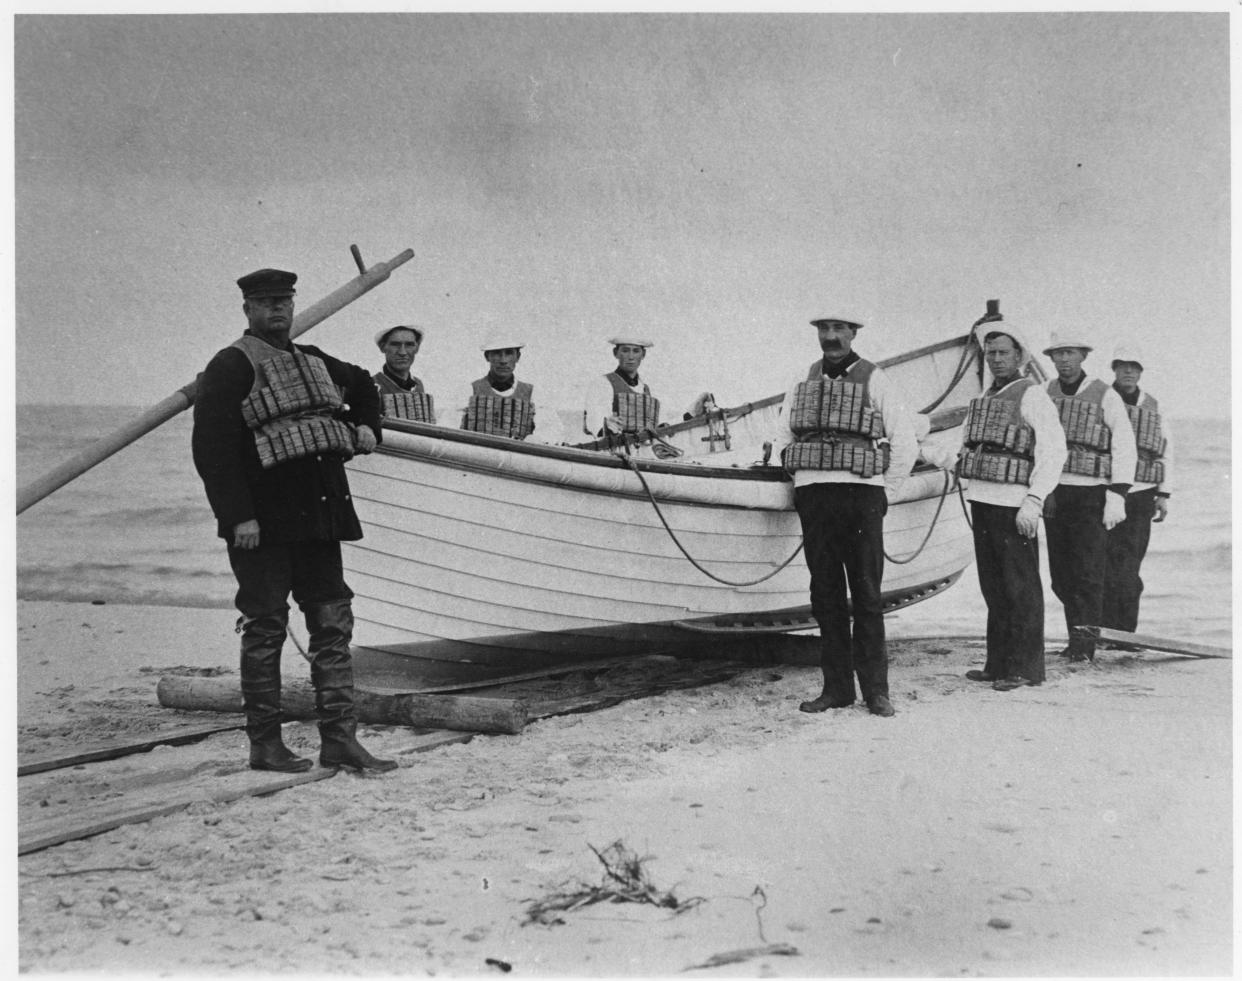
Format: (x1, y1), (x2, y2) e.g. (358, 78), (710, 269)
(16, 245), (415, 515)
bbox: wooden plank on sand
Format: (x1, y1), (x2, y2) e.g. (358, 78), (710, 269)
(18, 768), (336, 855)
(156, 676), (529, 734)
(527, 663), (743, 719)
(18, 722), (244, 777)
(1085, 626), (1231, 660)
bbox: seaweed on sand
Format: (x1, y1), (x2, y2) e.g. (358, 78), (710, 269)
(523, 839), (704, 926)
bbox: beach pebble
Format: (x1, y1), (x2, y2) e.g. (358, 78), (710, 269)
(166, 920), (184, 936)
(55, 894), (75, 909)
(987, 917), (1012, 930)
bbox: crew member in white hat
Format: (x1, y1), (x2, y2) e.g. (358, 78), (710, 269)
(373, 325), (435, 422)
(1102, 341), (1172, 633)
(581, 334), (662, 438)
(461, 338), (535, 440)
(952, 320), (1066, 690)
(1041, 331), (1138, 661)
(771, 314), (917, 718)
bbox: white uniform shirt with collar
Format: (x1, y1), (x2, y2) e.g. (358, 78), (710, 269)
(963, 378), (1067, 508)
(771, 356), (919, 499)
(1050, 371), (1138, 490)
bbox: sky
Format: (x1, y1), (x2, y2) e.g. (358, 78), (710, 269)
(10, 7), (1232, 425)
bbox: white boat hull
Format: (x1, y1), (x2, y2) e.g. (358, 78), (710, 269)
(344, 422), (973, 661)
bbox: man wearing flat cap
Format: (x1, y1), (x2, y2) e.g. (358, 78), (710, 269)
(1101, 341), (1172, 633)
(771, 315), (917, 718)
(582, 335), (663, 439)
(461, 338), (535, 440)
(192, 267), (396, 775)
(1041, 331), (1138, 661)
(373, 324), (435, 423)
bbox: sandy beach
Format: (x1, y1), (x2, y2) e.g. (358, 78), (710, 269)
(15, 598), (1232, 977)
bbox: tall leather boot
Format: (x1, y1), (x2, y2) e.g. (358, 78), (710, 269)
(240, 612), (312, 772)
(306, 600), (398, 773)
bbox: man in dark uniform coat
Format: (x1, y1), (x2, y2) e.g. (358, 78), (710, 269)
(192, 267), (396, 774)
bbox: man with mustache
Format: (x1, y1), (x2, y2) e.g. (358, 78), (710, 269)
(192, 268), (397, 775)
(772, 314), (918, 717)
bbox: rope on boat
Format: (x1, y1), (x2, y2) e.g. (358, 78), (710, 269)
(956, 475), (974, 530)
(620, 455), (805, 587)
(917, 333), (979, 414)
(883, 469), (953, 565)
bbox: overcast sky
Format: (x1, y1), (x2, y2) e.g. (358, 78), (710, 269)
(12, 8), (1231, 422)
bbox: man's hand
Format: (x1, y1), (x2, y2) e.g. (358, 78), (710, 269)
(1153, 496), (1169, 523)
(233, 519), (260, 550)
(354, 425), (378, 454)
(1016, 496), (1042, 538)
(603, 415), (624, 435)
(1103, 491), (1127, 530)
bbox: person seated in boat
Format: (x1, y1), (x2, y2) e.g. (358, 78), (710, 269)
(373, 325), (435, 423)
(946, 321), (1066, 691)
(581, 334), (662, 439)
(771, 313), (918, 719)
(461, 338), (535, 440)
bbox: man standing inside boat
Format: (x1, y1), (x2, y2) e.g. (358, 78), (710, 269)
(1041, 333), (1137, 662)
(773, 315), (918, 717)
(461, 338), (535, 440)
(1101, 342), (1172, 633)
(373, 324), (435, 423)
(192, 268), (397, 775)
(952, 323), (1066, 689)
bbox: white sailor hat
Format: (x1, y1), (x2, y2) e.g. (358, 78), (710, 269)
(608, 335), (654, 348)
(1110, 342), (1144, 371)
(374, 324), (427, 348)
(480, 337), (525, 353)
(974, 321), (1034, 364)
(1042, 331), (1094, 356)
(809, 315), (865, 330)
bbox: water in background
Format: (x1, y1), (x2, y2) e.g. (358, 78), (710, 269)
(15, 405), (1232, 647)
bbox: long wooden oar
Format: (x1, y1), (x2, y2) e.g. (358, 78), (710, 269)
(16, 245), (415, 515)
(1083, 626), (1231, 660)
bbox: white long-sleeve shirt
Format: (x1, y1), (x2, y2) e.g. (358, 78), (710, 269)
(1047, 372), (1137, 491)
(963, 379), (1067, 508)
(580, 373), (656, 437)
(771, 357), (918, 498)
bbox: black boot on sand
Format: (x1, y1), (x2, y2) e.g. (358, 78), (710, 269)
(240, 612), (312, 773)
(307, 601), (398, 774)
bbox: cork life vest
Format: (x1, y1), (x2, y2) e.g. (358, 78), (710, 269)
(463, 377), (535, 440)
(783, 359), (890, 478)
(374, 371), (435, 423)
(605, 371), (660, 434)
(233, 335), (355, 470)
(1125, 391), (1166, 485)
(958, 378), (1037, 486)
(1047, 377), (1112, 480)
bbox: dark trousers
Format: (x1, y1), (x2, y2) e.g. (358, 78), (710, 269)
(1044, 484), (1106, 655)
(1102, 488), (1157, 632)
(793, 482), (888, 701)
(971, 502), (1045, 683)
(227, 541), (354, 621)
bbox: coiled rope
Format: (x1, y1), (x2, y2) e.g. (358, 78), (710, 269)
(619, 454), (804, 587)
(883, 469), (954, 564)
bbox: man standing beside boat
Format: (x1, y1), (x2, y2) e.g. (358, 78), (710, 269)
(192, 267), (397, 775)
(1041, 333), (1138, 662)
(952, 323), (1066, 689)
(461, 338), (535, 440)
(1101, 342), (1172, 633)
(373, 324), (435, 423)
(773, 314), (917, 718)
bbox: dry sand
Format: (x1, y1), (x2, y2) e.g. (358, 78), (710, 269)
(14, 599), (1232, 977)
